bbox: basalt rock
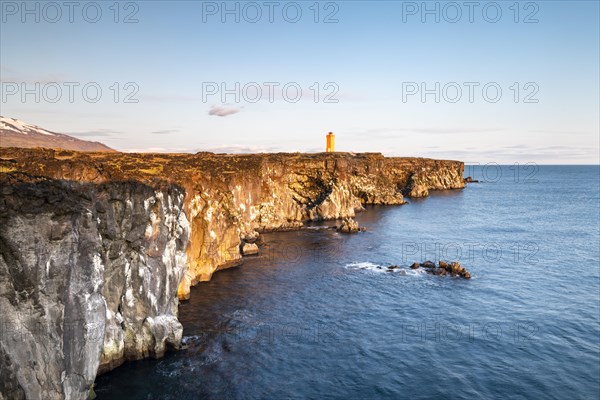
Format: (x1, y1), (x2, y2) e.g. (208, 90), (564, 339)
(0, 176), (189, 399)
(408, 260), (471, 279)
(337, 217), (360, 233)
(450, 261), (464, 275)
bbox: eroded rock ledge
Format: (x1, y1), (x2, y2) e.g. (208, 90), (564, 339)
(0, 149), (464, 399)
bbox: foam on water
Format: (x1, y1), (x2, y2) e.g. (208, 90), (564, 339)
(345, 262), (426, 276)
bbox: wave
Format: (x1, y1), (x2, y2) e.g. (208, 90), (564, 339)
(344, 262), (425, 276)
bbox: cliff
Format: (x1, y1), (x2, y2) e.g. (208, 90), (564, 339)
(0, 176), (188, 399)
(0, 148), (464, 399)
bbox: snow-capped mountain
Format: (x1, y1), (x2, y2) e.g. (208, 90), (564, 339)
(0, 116), (115, 152)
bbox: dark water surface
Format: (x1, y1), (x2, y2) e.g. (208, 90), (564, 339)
(96, 166), (600, 399)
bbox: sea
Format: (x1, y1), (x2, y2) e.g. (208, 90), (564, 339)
(96, 165), (600, 399)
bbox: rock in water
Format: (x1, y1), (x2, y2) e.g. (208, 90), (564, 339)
(337, 217), (360, 233)
(395, 261), (472, 279)
(242, 242), (259, 256)
(450, 261), (464, 275)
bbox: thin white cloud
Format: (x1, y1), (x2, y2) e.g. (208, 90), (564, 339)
(208, 106), (241, 117)
(412, 145), (600, 164)
(123, 147), (194, 153)
(139, 94), (201, 103)
(67, 129), (118, 138)
(347, 127), (504, 138)
(201, 144), (281, 153)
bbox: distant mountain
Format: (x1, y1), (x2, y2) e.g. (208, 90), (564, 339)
(0, 116), (115, 152)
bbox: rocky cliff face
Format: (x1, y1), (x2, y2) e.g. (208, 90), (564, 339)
(0, 176), (189, 399)
(177, 154), (464, 299)
(0, 149), (463, 399)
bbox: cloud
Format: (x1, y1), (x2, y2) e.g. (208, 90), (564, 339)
(409, 145), (600, 164)
(140, 94), (201, 103)
(68, 129), (117, 137)
(346, 127), (504, 138)
(123, 147), (194, 153)
(410, 127), (503, 134)
(208, 106), (241, 117)
(528, 129), (590, 135)
(122, 144), (281, 154)
(0, 65), (68, 84)
(1, 65), (16, 73)
(200, 144), (281, 154)
(152, 129), (179, 135)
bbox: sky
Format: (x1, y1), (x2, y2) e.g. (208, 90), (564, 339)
(1, 0), (599, 163)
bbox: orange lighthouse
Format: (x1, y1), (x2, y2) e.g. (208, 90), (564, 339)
(326, 132), (335, 152)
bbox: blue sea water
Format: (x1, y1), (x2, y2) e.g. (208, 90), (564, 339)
(96, 165), (600, 399)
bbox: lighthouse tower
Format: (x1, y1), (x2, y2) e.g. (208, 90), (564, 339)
(326, 132), (335, 152)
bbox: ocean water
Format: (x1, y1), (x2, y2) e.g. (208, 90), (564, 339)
(96, 165), (600, 399)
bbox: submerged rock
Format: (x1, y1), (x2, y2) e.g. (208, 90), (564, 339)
(464, 176), (479, 183)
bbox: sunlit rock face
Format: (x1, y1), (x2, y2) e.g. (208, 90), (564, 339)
(0, 177), (189, 399)
(0, 149), (463, 398)
(0, 150), (464, 303)
(175, 154), (464, 299)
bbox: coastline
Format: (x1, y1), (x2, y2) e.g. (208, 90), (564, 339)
(0, 148), (464, 399)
